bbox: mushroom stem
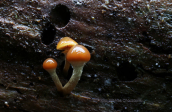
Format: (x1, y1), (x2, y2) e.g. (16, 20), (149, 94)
(63, 55), (70, 75)
(63, 64), (84, 95)
(46, 69), (63, 92)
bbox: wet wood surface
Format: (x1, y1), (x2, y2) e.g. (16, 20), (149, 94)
(0, 0), (172, 111)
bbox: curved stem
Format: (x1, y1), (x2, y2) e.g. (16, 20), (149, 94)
(63, 65), (84, 95)
(47, 69), (63, 92)
(63, 57), (70, 76)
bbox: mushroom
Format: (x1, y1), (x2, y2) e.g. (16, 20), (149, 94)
(56, 37), (78, 75)
(63, 45), (91, 95)
(43, 58), (63, 92)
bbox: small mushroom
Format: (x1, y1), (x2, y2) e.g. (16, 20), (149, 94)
(43, 58), (63, 92)
(56, 37), (78, 75)
(63, 45), (91, 95)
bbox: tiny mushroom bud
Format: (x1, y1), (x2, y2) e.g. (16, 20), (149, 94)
(56, 37), (78, 75)
(43, 58), (63, 92)
(63, 45), (91, 95)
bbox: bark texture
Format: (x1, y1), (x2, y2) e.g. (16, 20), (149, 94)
(0, 0), (172, 111)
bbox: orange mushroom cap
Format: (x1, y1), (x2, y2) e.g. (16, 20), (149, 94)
(66, 45), (91, 62)
(43, 58), (57, 70)
(56, 37), (78, 51)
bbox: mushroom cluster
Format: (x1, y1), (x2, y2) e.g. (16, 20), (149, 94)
(43, 37), (91, 95)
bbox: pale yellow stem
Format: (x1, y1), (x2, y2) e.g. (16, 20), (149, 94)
(62, 65), (84, 95)
(47, 69), (63, 92)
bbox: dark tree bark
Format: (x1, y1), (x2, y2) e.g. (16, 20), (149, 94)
(0, 0), (172, 111)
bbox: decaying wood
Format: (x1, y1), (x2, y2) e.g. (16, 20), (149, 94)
(0, 0), (172, 111)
